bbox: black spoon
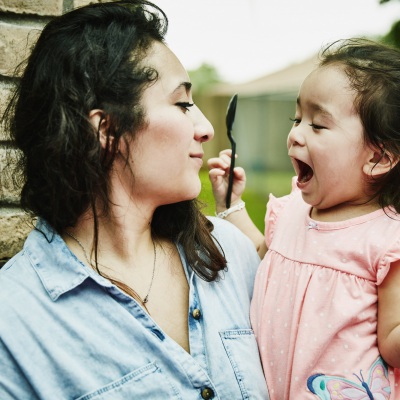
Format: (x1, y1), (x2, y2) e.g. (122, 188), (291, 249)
(225, 93), (238, 209)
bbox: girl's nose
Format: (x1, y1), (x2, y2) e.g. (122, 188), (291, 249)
(192, 105), (214, 143)
(287, 124), (306, 149)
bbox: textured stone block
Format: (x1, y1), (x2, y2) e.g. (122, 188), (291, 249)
(0, 147), (21, 204)
(0, 81), (16, 141)
(74, 0), (99, 8)
(0, 208), (32, 262)
(0, 21), (42, 77)
(0, 0), (63, 16)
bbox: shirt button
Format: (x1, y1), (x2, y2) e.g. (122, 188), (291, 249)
(192, 308), (201, 320)
(201, 387), (214, 399)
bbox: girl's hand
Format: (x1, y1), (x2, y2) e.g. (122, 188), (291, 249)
(207, 149), (246, 213)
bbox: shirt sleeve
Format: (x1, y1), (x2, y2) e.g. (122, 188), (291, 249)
(264, 177), (297, 248)
(0, 338), (38, 399)
(377, 235), (400, 285)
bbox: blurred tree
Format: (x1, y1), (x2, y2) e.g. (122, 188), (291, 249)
(188, 63), (222, 94)
(381, 20), (400, 47)
(378, 0), (400, 48)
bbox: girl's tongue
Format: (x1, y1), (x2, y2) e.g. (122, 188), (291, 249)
(297, 159), (313, 183)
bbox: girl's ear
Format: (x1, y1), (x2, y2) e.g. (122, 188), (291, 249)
(89, 109), (113, 150)
(363, 147), (399, 177)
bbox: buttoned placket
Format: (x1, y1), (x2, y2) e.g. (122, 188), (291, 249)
(99, 248), (219, 399)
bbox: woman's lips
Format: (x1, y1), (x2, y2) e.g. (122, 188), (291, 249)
(190, 153), (204, 167)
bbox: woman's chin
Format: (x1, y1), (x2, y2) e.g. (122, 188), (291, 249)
(162, 185), (202, 205)
(185, 180), (202, 200)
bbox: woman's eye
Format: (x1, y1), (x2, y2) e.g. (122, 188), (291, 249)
(176, 102), (194, 112)
(309, 123), (325, 130)
(289, 117), (301, 125)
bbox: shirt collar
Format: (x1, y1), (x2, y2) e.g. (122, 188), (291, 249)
(25, 219), (112, 301)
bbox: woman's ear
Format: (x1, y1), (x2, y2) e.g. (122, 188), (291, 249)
(363, 147), (399, 177)
(89, 109), (113, 150)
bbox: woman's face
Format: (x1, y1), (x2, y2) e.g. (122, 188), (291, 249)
(119, 41), (214, 207)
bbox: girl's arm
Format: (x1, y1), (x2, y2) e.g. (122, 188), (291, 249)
(377, 259), (400, 367)
(208, 149), (267, 258)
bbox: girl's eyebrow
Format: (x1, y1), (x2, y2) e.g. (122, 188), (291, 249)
(297, 97), (334, 119)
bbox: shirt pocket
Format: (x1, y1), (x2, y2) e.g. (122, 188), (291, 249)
(220, 329), (269, 400)
(75, 362), (182, 400)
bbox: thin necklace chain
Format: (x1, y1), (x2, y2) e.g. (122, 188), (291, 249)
(65, 231), (157, 305)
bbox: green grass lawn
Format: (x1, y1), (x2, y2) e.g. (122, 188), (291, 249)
(198, 169), (294, 231)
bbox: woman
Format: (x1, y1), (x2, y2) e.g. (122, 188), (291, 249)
(0, 1), (269, 399)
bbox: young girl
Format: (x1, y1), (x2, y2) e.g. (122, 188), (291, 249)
(209, 38), (400, 399)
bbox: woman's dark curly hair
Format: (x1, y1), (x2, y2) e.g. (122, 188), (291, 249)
(4, 0), (226, 281)
(320, 38), (400, 213)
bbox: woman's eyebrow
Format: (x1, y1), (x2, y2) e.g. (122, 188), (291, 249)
(172, 81), (192, 95)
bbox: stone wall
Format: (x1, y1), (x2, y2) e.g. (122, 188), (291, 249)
(0, 0), (98, 266)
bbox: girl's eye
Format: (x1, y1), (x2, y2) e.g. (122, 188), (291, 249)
(176, 102), (194, 112)
(289, 117), (301, 125)
(309, 123), (325, 130)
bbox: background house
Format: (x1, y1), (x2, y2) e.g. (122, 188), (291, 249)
(196, 55), (318, 173)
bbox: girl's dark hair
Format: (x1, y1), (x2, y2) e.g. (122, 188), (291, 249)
(4, 0), (226, 282)
(319, 38), (400, 213)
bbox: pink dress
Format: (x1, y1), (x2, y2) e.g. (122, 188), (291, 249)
(251, 179), (400, 399)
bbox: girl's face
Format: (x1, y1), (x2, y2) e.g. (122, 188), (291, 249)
(287, 65), (376, 214)
(117, 41), (214, 208)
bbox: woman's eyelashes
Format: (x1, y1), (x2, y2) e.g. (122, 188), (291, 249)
(176, 102), (194, 112)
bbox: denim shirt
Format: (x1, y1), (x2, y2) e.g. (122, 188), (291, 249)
(0, 217), (269, 400)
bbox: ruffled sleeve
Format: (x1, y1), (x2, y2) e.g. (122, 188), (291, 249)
(376, 235), (400, 285)
(264, 177), (297, 248)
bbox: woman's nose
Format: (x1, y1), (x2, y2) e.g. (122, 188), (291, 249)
(192, 105), (214, 143)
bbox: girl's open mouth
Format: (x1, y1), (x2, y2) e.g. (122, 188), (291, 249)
(296, 159), (313, 183)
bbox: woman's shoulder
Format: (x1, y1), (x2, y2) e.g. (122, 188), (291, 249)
(207, 216), (261, 275)
(0, 220), (88, 304)
(208, 216), (258, 252)
(0, 249), (43, 318)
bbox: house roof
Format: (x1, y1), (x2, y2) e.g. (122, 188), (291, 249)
(209, 54), (319, 97)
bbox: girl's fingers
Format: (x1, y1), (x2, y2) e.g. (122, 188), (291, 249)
(207, 157), (228, 170)
(219, 149), (235, 157)
(207, 153), (236, 171)
(208, 168), (226, 179)
(233, 166), (245, 181)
